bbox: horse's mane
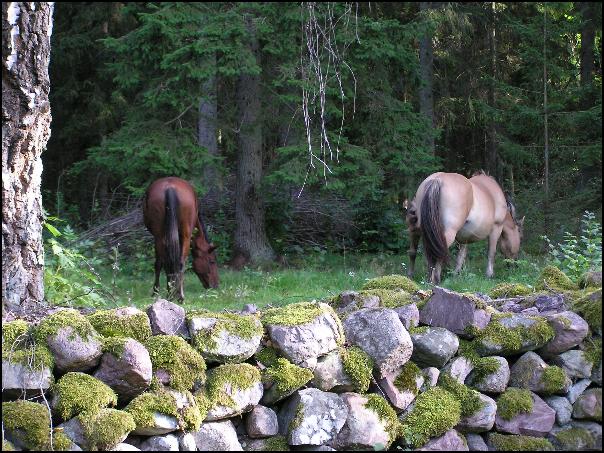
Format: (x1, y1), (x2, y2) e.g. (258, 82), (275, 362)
(472, 169), (495, 180)
(504, 192), (519, 226)
(197, 207), (211, 243)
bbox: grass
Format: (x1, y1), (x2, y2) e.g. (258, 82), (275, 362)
(55, 241), (548, 312)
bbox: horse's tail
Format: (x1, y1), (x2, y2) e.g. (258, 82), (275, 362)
(420, 179), (448, 266)
(164, 188), (181, 280)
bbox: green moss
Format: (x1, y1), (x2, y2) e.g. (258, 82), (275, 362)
(2, 342), (55, 369)
(361, 274), (420, 293)
(461, 292), (489, 310)
(489, 283), (532, 299)
(470, 357), (501, 384)
(77, 408), (136, 450)
(340, 346), (374, 393)
(364, 394), (401, 448)
(358, 289), (415, 308)
(489, 433), (554, 451)
(458, 339), (481, 363)
(34, 308), (98, 344)
(255, 346), (281, 367)
(193, 389), (211, 422)
(535, 266), (577, 291)
(438, 373), (485, 417)
(2, 320), (30, 349)
(87, 308), (151, 343)
(145, 335), (206, 391)
(572, 289), (602, 333)
(126, 390), (178, 429)
(2, 440), (15, 451)
(102, 336), (129, 358)
(552, 427), (595, 450)
(289, 402), (305, 432)
(2, 400), (71, 451)
(584, 337), (602, 366)
(474, 314), (555, 355)
(409, 326), (429, 335)
(393, 361), (422, 396)
(53, 372), (118, 420)
(263, 358), (313, 397)
(540, 366), (568, 394)
(579, 271), (602, 289)
(187, 310), (263, 357)
(262, 435), (290, 451)
(400, 387), (461, 448)
(497, 388), (534, 420)
(206, 363), (261, 410)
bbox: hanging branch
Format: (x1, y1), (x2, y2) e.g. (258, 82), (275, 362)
(299, 2), (359, 196)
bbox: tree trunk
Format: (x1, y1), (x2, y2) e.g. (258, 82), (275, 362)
(233, 14), (275, 266)
(419, 1), (435, 155)
(2, 2), (54, 316)
(579, 2), (595, 90)
(543, 7), (550, 237)
(487, 2), (499, 179)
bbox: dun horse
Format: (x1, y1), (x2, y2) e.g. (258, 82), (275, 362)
(143, 177), (219, 301)
(406, 171), (524, 284)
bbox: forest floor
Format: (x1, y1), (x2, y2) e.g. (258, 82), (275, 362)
(84, 246), (548, 312)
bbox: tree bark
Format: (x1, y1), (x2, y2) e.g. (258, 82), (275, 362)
(578, 2), (595, 89)
(233, 14), (275, 266)
(419, 2), (435, 155)
(487, 2), (499, 179)
(2, 2), (54, 316)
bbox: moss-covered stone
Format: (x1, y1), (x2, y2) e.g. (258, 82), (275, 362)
(187, 310), (263, 357)
(101, 336), (130, 358)
(87, 308), (152, 343)
(488, 433), (554, 451)
(2, 440), (15, 451)
(340, 346), (374, 393)
(393, 361), (422, 396)
(551, 427), (596, 450)
(572, 289), (602, 333)
(261, 435), (290, 451)
(33, 308), (98, 344)
(535, 266), (577, 291)
(358, 289), (415, 308)
(2, 342), (55, 369)
(438, 373), (485, 417)
(497, 388), (534, 421)
(53, 372), (118, 420)
(77, 408), (136, 450)
(125, 389), (203, 432)
(539, 366), (568, 395)
(470, 357), (501, 384)
(584, 337), (602, 366)
(206, 363), (262, 410)
(2, 400), (71, 451)
(2, 320), (30, 349)
(409, 325), (430, 335)
(489, 283), (533, 299)
(289, 403), (305, 432)
(255, 346), (281, 368)
(263, 358), (313, 398)
(474, 314), (555, 355)
(399, 387), (462, 448)
(363, 394), (401, 448)
(361, 274), (420, 293)
(145, 335), (206, 391)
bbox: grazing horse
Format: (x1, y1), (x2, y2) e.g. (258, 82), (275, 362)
(143, 177), (219, 301)
(406, 171), (524, 284)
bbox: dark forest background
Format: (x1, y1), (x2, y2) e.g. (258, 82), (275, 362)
(43, 2), (602, 265)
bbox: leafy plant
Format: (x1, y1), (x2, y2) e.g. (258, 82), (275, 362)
(542, 211), (602, 280)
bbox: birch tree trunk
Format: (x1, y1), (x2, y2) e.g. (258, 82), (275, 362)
(2, 2), (54, 316)
(233, 14), (275, 266)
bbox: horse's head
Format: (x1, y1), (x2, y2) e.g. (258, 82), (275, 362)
(500, 213), (525, 260)
(192, 235), (219, 289)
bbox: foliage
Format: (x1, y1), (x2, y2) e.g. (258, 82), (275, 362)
(542, 211), (602, 280)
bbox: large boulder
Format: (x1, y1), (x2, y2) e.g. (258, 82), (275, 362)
(474, 314), (554, 356)
(456, 393), (497, 433)
(245, 405), (279, 439)
(343, 308), (413, 379)
(466, 356), (509, 394)
(2, 352), (53, 398)
(410, 327), (459, 369)
(551, 349), (594, 379)
(377, 361), (424, 411)
(419, 287), (491, 337)
(495, 390), (555, 437)
(192, 420), (243, 451)
(312, 350), (355, 393)
(543, 395), (573, 425)
(537, 311), (589, 357)
(508, 351), (571, 395)
(146, 299), (190, 338)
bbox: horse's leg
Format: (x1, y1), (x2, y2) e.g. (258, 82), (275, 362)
(454, 244), (468, 274)
(433, 229), (458, 284)
(486, 225), (504, 278)
(153, 239), (163, 296)
(407, 229), (421, 278)
(176, 227), (192, 302)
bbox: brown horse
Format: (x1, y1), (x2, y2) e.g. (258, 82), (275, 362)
(143, 177), (219, 301)
(406, 171), (524, 284)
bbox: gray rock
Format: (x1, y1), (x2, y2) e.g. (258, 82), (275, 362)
(146, 298), (189, 338)
(312, 350), (355, 392)
(378, 369), (423, 411)
(548, 424), (598, 451)
(238, 436), (288, 451)
(45, 325), (103, 373)
(192, 420), (243, 451)
(334, 291), (380, 318)
(533, 293), (567, 314)
(552, 349), (594, 379)
(466, 356), (510, 394)
(421, 367), (440, 391)
(394, 303), (420, 330)
(188, 313), (263, 364)
(567, 378), (592, 404)
(334, 392), (394, 450)
(592, 361), (602, 386)
(278, 388), (348, 446)
(465, 433), (489, 451)
(474, 314), (553, 356)
(111, 443), (141, 451)
(537, 311), (589, 357)
(570, 420), (602, 450)
(266, 303), (343, 369)
(93, 338), (152, 401)
(139, 434), (179, 451)
(410, 327), (459, 369)
(132, 412), (179, 436)
(494, 390), (555, 436)
(456, 393), (497, 433)
(509, 351), (571, 395)
(419, 287), (491, 337)
(245, 405), (279, 439)
(2, 357), (53, 398)
(417, 429), (469, 451)
(543, 395), (573, 425)
(572, 388), (602, 421)
(441, 356), (474, 384)
(343, 308), (413, 379)
(59, 412), (132, 450)
(176, 432), (196, 451)
(206, 370), (264, 421)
